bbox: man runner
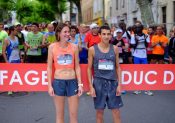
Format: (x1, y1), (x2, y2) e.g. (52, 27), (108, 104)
(87, 25), (123, 123)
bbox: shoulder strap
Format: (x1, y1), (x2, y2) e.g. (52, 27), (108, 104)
(126, 31), (131, 40)
(173, 37), (175, 48)
(143, 34), (148, 47)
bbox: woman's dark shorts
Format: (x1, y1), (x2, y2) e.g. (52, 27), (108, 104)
(52, 79), (78, 97)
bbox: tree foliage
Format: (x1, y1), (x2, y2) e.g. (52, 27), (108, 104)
(0, 0), (68, 24)
(0, 0), (16, 22)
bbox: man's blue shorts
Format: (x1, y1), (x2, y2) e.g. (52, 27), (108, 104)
(93, 77), (123, 109)
(134, 56), (148, 64)
(10, 59), (21, 63)
(52, 79), (78, 97)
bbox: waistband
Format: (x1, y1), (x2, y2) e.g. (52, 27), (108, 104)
(54, 78), (77, 82)
(94, 77), (117, 82)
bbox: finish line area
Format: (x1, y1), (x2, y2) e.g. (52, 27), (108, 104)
(0, 63), (175, 91)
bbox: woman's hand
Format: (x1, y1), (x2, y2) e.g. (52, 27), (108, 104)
(48, 86), (55, 97)
(78, 86), (83, 97)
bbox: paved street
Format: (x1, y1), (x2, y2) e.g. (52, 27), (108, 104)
(0, 91), (175, 123)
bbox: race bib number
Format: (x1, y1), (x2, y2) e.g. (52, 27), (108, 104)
(57, 54), (73, 65)
(98, 59), (114, 70)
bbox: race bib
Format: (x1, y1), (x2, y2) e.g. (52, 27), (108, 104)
(98, 59), (114, 70)
(119, 57), (123, 63)
(135, 49), (146, 56)
(118, 47), (123, 53)
(29, 48), (38, 55)
(57, 54), (73, 65)
(10, 49), (20, 61)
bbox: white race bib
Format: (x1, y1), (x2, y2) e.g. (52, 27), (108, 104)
(98, 59), (114, 70)
(119, 58), (123, 63)
(29, 48), (38, 55)
(57, 54), (73, 65)
(118, 47), (123, 53)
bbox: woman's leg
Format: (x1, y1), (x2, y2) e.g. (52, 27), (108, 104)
(53, 96), (65, 123)
(68, 95), (79, 123)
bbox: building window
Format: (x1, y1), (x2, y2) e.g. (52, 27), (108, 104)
(122, 0), (125, 8)
(162, 6), (166, 23)
(116, 0), (118, 10)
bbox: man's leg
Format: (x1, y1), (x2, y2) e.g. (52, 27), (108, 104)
(96, 109), (104, 123)
(112, 109), (121, 123)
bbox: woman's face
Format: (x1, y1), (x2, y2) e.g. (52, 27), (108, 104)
(59, 26), (70, 41)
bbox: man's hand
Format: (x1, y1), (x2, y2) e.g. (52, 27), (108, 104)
(116, 85), (121, 96)
(90, 86), (96, 97)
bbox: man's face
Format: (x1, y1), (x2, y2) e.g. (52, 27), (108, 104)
(111, 26), (116, 33)
(47, 24), (54, 32)
(156, 26), (163, 35)
(135, 25), (143, 34)
(70, 28), (76, 37)
(92, 27), (99, 35)
(16, 25), (22, 32)
(32, 25), (38, 32)
(148, 28), (153, 35)
(80, 26), (86, 33)
(117, 32), (123, 37)
(100, 29), (111, 44)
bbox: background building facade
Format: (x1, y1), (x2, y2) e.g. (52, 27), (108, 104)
(81, 0), (93, 24)
(81, 0), (175, 33)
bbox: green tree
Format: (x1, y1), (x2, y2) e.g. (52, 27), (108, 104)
(38, 0), (68, 22)
(0, 0), (67, 24)
(15, 0), (55, 24)
(0, 0), (16, 22)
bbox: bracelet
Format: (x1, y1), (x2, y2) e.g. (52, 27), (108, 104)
(78, 83), (83, 87)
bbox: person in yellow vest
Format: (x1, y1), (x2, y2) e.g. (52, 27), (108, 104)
(42, 24), (56, 62)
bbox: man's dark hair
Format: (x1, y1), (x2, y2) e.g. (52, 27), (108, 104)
(99, 25), (111, 34)
(70, 25), (79, 33)
(32, 22), (39, 28)
(104, 23), (109, 26)
(9, 26), (16, 35)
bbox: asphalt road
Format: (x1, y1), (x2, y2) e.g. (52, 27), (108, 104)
(0, 91), (175, 123)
